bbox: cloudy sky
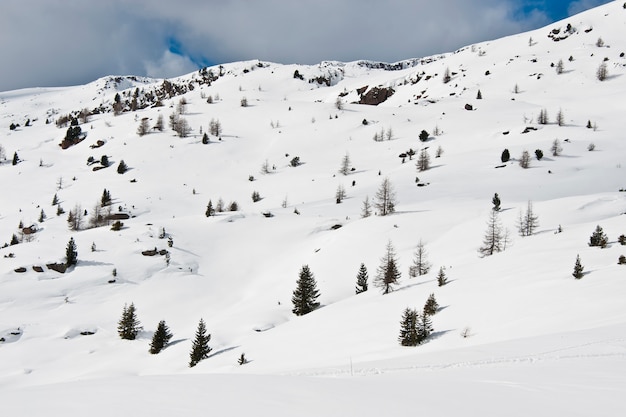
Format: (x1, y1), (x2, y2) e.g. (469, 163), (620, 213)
(0, 0), (611, 92)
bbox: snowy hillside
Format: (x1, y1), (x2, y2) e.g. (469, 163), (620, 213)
(1, 2), (626, 415)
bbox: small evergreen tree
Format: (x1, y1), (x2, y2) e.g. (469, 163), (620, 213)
(10, 234), (19, 245)
(189, 318), (212, 367)
(476, 89), (482, 99)
(419, 130), (429, 142)
(436, 267), (448, 286)
(492, 193), (501, 211)
(538, 109), (549, 125)
(597, 62), (608, 81)
(101, 189), (112, 207)
(65, 237), (78, 267)
(535, 149), (544, 160)
(399, 308), (419, 346)
(205, 200), (215, 217)
(38, 209), (46, 223)
(355, 263), (369, 294)
(339, 152), (351, 175)
(501, 149), (510, 163)
(117, 160), (128, 174)
(52, 193), (59, 206)
(556, 108), (565, 126)
(117, 302), (142, 340)
(572, 255), (584, 279)
(238, 353), (248, 365)
(424, 293), (439, 316)
(137, 118), (150, 136)
(416, 149), (430, 172)
(291, 265), (321, 316)
(519, 150), (531, 168)
(149, 320), (173, 354)
(556, 59), (564, 74)
(442, 67), (451, 84)
(589, 225), (608, 248)
(618, 235), (626, 246)
(12, 152), (19, 166)
(417, 310), (433, 342)
(375, 240), (401, 294)
(618, 255), (626, 265)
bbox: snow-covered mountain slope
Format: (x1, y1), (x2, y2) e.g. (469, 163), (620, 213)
(1, 2), (626, 415)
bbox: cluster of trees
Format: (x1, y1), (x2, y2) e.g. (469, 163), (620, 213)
(205, 198), (239, 217)
(399, 293), (438, 346)
(117, 303), (218, 368)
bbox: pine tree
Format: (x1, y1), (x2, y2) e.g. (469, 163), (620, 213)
(375, 240), (401, 294)
(556, 59), (564, 74)
(492, 193), (501, 211)
(205, 200), (215, 217)
(436, 267), (448, 286)
(501, 149), (510, 163)
(355, 263), (369, 294)
(101, 189), (112, 207)
(424, 293), (439, 316)
(189, 318), (212, 367)
(399, 308), (419, 346)
(117, 302), (142, 340)
(538, 108), (549, 125)
(38, 209), (46, 223)
(10, 234), (19, 245)
(556, 108), (565, 126)
(149, 320), (173, 354)
(65, 237), (78, 267)
(374, 177), (397, 216)
(238, 353), (248, 365)
(117, 160), (128, 174)
(572, 255), (584, 279)
(409, 240), (430, 277)
(589, 225), (608, 248)
(12, 152), (19, 166)
(479, 210), (504, 256)
(335, 184), (346, 203)
(476, 89), (482, 99)
(291, 265), (321, 316)
(52, 193), (59, 206)
(417, 311), (433, 343)
(519, 150), (531, 168)
(137, 117), (150, 136)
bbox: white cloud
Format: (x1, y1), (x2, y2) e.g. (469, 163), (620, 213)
(144, 50), (198, 80)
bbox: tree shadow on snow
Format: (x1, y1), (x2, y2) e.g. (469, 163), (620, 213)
(208, 345), (239, 359)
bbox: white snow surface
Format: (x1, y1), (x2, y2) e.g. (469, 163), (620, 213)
(1, 3), (626, 415)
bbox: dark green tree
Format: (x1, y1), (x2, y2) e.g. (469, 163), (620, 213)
(12, 152), (19, 166)
(52, 193), (59, 206)
(10, 234), (19, 245)
(205, 200), (215, 217)
(399, 308), (419, 346)
(375, 240), (401, 294)
(535, 149), (544, 160)
(589, 225), (608, 248)
(101, 189), (112, 207)
(38, 209), (46, 223)
(618, 234), (626, 246)
(424, 293), (439, 316)
(573, 254), (584, 279)
(238, 353), (248, 365)
(501, 149), (510, 163)
(117, 302), (142, 340)
(149, 320), (173, 354)
(418, 311), (433, 342)
(419, 130), (429, 142)
(355, 263), (369, 294)
(437, 267), (448, 287)
(117, 160), (128, 174)
(292, 265), (321, 316)
(189, 318), (212, 367)
(492, 193), (501, 211)
(65, 237), (78, 267)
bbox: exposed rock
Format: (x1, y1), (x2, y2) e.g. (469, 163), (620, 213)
(358, 86), (395, 105)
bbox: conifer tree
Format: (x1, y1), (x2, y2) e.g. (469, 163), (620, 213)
(424, 293), (439, 316)
(492, 193), (501, 211)
(572, 255), (584, 279)
(436, 267), (448, 287)
(52, 193), (59, 206)
(418, 310), (433, 342)
(238, 353), (248, 365)
(399, 308), (419, 346)
(589, 225), (608, 248)
(416, 149), (430, 172)
(339, 152), (351, 175)
(291, 265), (321, 316)
(10, 234), (19, 245)
(149, 320), (173, 354)
(117, 160), (128, 174)
(65, 237), (78, 267)
(501, 149), (510, 163)
(355, 263), (369, 294)
(189, 318), (212, 367)
(38, 209), (46, 223)
(375, 240), (401, 294)
(117, 302), (142, 340)
(205, 200), (215, 217)
(101, 189), (112, 207)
